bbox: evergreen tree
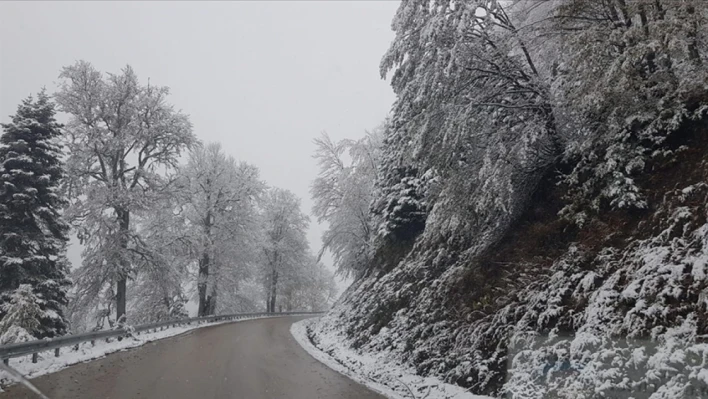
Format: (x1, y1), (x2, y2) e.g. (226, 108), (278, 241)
(0, 91), (71, 339)
(0, 285), (43, 344)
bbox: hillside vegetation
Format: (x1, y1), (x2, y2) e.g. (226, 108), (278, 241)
(312, 1), (708, 397)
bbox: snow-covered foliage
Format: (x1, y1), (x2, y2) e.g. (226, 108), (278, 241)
(64, 186), (193, 328)
(320, 174), (708, 396)
(500, 180), (708, 398)
(370, 0), (568, 270)
(128, 200), (192, 324)
(0, 285), (42, 344)
(314, 1), (708, 398)
(372, 165), (434, 245)
(173, 143), (264, 316)
(553, 0), (708, 222)
(0, 92), (71, 338)
(276, 254), (337, 313)
(260, 188), (316, 312)
(0, 64), (344, 335)
(56, 61), (197, 324)
(312, 128), (382, 277)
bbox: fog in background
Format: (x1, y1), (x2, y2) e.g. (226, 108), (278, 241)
(0, 1), (398, 292)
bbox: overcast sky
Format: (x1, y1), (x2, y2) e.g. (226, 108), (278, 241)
(0, 1), (398, 279)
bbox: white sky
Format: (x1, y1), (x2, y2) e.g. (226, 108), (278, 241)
(0, 1), (398, 281)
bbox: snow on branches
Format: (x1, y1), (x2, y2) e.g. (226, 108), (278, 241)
(0, 92), (71, 339)
(0, 285), (43, 345)
(318, 1), (708, 398)
(312, 129), (382, 278)
(56, 61), (197, 324)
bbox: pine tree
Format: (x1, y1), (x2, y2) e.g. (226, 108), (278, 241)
(0, 91), (71, 339)
(0, 285), (43, 344)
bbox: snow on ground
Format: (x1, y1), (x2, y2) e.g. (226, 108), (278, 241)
(291, 318), (491, 399)
(0, 315), (275, 390)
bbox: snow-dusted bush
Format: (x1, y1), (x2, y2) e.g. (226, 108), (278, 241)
(552, 0), (708, 223)
(372, 166), (430, 243)
(503, 180), (708, 398)
(0, 285), (42, 344)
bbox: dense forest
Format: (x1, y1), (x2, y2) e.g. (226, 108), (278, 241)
(311, 0), (708, 398)
(0, 62), (336, 342)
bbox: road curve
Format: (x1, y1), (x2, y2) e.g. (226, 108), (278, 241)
(1, 316), (384, 399)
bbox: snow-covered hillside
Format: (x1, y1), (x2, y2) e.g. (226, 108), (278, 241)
(313, 120), (708, 398)
(309, 1), (708, 398)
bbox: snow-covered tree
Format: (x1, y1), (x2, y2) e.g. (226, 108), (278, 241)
(311, 128), (382, 278)
(129, 196), (191, 324)
(276, 255), (337, 312)
(56, 61), (196, 323)
(0, 92), (71, 338)
(259, 188), (310, 313)
(176, 143), (264, 316)
(366, 0), (569, 270)
(380, 0), (562, 167)
(0, 285), (43, 344)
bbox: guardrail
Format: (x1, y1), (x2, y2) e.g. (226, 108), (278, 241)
(0, 311), (323, 365)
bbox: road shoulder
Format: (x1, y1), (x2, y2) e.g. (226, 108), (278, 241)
(291, 318), (490, 399)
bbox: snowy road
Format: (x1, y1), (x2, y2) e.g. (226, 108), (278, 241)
(0, 316), (384, 399)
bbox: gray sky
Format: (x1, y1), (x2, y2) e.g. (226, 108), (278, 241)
(0, 1), (398, 277)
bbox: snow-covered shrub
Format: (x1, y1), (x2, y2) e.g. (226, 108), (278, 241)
(168, 293), (189, 319)
(0, 285), (41, 344)
(373, 166), (430, 243)
(560, 105), (708, 226)
(504, 180), (708, 397)
(552, 0), (708, 223)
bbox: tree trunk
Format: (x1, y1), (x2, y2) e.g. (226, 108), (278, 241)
(116, 279), (126, 323)
(268, 268), (278, 313)
(197, 251), (210, 317)
(206, 285), (217, 315)
(265, 275), (271, 313)
(162, 296), (172, 319)
(638, 4), (649, 36)
(116, 207), (130, 323)
(615, 0), (632, 28)
(206, 296), (216, 315)
(198, 203), (213, 317)
(686, 4), (702, 65)
(654, 0), (664, 20)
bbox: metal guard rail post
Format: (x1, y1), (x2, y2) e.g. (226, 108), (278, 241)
(0, 311), (324, 365)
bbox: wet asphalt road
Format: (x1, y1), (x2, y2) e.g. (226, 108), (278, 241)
(0, 316), (384, 399)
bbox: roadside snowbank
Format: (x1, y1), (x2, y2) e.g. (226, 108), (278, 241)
(291, 318), (491, 399)
(0, 315), (272, 390)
